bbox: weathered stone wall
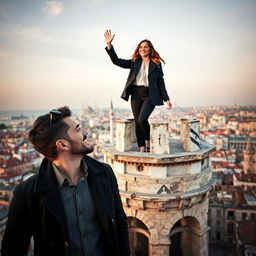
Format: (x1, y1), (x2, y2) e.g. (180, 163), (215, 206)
(115, 167), (212, 194)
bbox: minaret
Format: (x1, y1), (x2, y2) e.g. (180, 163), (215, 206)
(109, 99), (114, 144)
(243, 138), (256, 174)
(101, 119), (215, 256)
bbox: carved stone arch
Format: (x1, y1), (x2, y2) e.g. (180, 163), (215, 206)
(161, 212), (183, 237)
(126, 209), (159, 241)
(127, 215), (153, 256)
(161, 213), (202, 238)
(169, 216), (202, 256)
(183, 214), (203, 232)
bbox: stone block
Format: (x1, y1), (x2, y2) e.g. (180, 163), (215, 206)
(150, 122), (170, 154)
(126, 118), (136, 143)
(180, 118), (201, 152)
(113, 161), (125, 174)
(115, 120), (132, 152)
(150, 165), (167, 178)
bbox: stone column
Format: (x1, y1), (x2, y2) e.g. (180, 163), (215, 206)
(115, 120), (132, 152)
(180, 119), (200, 152)
(151, 243), (170, 256)
(126, 118), (136, 143)
(199, 227), (210, 256)
(150, 123), (170, 154)
(180, 118), (188, 143)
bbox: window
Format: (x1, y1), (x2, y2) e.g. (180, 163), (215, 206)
(216, 232), (221, 240)
(227, 223), (234, 234)
(217, 209), (221, 217)
(217, 220), (221, 227)
(228, 211), (235, 220)
(242, 213), (247, 220)
(251, 213), (256, 219)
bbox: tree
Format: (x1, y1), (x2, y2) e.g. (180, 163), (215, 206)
(0, 123), (7, 130)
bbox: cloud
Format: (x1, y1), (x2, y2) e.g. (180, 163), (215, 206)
(44, 1), (63, 17)
(15, 26), (52, 42)
(0, 25), (51, 42)
(92, 0), (104, 5)
(0, 2), (12, 21)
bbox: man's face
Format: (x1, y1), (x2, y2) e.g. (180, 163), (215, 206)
(63, 117), (94, 155)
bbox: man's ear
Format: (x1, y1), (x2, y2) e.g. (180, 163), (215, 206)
(55, 139), (69, 151)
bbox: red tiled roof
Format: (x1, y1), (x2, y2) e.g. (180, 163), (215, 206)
(234, 189), (247, 205)
(235, 173), (256, 183)
(0, 172), (21, 179)
(211, 150), (226, 158)
(237, 220), (256, 246)
(223, 174), (233, 185)
(228, 117), (239, 121)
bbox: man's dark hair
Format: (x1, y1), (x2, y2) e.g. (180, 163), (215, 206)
(28, 106), (72, 160)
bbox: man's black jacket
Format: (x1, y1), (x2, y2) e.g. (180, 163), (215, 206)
(1, 156), (130, 256)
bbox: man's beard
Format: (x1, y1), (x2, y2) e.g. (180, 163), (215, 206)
(70, 142), (94, 155)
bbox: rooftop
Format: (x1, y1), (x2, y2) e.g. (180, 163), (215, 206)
(237, 220), (256, 246)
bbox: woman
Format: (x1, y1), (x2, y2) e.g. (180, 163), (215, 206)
(104, 29), (172, 152)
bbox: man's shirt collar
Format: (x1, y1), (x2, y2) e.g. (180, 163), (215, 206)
(52, 160), (88, 187)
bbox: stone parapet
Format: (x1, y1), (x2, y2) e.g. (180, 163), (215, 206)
(150, 123), (170, 154)
(102, 138), (215, 166)
(181, 118), (201, 152)
(115, 120), (133, 152)
(126, 118), (136, 143)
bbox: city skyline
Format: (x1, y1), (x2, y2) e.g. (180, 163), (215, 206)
(0, 0), (256, 111)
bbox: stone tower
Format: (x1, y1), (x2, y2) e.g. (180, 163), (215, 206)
(242, 138), (256, 174)
(101, 119), (215, 256)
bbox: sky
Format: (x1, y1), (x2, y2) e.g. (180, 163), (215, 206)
(0, 0), (255, 110)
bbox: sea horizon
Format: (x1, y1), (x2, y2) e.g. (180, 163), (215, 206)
(0, 103), (255, 120)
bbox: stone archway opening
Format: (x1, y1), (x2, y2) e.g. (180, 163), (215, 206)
(169, 216), (201, 256)
(128, 217), (151, 256)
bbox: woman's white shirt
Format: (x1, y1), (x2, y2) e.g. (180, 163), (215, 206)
(135, 61), (149, 87)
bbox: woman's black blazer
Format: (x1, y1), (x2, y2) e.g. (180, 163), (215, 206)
(105, 46), (170, 106)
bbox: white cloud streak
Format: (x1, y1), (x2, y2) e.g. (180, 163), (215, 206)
(15, 26), (52, 42)
(44, 1), (63, 17)
(0, 25), (51, 42)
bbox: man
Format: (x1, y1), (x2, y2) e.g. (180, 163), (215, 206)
(1, 106), (130, 256)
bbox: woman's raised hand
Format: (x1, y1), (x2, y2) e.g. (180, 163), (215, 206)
(104, 29), (115, 49)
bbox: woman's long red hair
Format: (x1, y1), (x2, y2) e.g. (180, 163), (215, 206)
(131, 39), (165, 65)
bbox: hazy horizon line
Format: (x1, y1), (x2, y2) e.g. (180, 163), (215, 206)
(1, 103), (256, 112)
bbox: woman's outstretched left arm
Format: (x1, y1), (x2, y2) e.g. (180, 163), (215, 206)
(158, 64), (172, 110)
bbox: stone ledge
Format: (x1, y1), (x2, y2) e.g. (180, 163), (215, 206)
(101, 138), (215, 164)
(119, 176), (216, 201)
